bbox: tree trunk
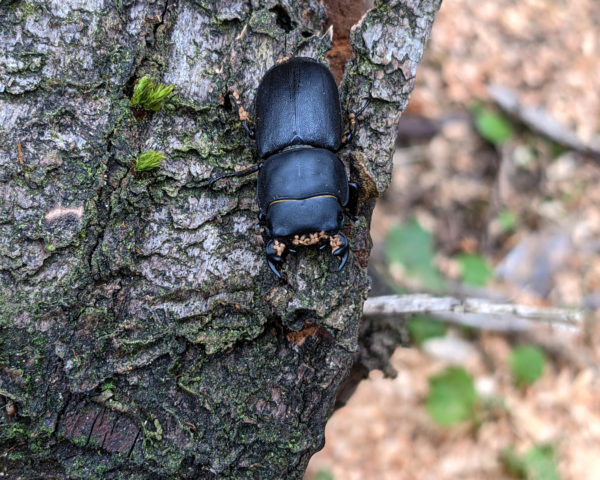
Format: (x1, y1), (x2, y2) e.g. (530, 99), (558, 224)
(0, 0), (440, 478)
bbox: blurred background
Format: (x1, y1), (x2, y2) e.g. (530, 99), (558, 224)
(307, 0), (600, 478)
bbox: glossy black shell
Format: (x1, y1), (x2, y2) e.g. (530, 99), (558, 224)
(257, 148), (348, 208)
(254, 57), (343, 158)
(257, 147), (348, 237)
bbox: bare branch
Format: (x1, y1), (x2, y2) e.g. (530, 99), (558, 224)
(488, 84), (600, 159)
(363, 294), (584, 331)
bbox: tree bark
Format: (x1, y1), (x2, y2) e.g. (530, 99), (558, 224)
(0, 0), (441, 478)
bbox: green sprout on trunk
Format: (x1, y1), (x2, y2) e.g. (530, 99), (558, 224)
(135, 151), (166, 172)
(130, 76), (174, 112)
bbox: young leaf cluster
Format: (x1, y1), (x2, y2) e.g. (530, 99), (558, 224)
(408, 315), (445, 346)
(502, 444), (562, 480)
(509, 345), (546, 386)
(385, 219), (446, 292)
(471, 102), (514, 145)
(130, 76), (174, 112)
(425, 345), (548, 426)
(456, 252), (493, 286)
(426, 366), (477, 425)
(314, 469), (335, 480)
(134, 151), (166, 172)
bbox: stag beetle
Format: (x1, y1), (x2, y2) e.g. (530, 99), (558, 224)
(211, 57), (367, 278)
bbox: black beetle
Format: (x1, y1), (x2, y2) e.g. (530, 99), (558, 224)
(211, 57), (366, 277)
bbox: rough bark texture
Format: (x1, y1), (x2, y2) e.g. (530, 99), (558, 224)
(0, 0), (441, 478)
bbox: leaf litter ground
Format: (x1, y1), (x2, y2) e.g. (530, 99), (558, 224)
(307, 0), (600, 478)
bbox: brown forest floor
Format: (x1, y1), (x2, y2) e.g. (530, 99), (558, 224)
(307, 0), (600, 478)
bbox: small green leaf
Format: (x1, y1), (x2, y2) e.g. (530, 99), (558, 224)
(101, 382), (116, 392)
(501, 446), (527, 477)
(509, 345), (546, 386)
(408, 315), (445, 346)
(456, 253), (493, 286)
(314, 469), (335, 480)
(385, 219), (446, 291)
(426, 367), (477, 425)
(523, 445), (561, 480)
(501, 444), (562, 480)
(498, 209), (518, 232)
(134, 151), (166, 172)
(549, 141), (566, 158)
(472, 105), (514, 145)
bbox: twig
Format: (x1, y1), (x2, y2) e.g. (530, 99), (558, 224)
(487, 84), (600, 159)
(363, 294), (583, 331)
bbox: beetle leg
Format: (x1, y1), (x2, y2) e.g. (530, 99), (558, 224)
(265, 239), (286, 278)
(341, 98), (371, 145)
(319, 232), (330, 250)
(331, 233), (349, 271)
(345, 182), (360, 224)
(230, 90), (255, 139)
(258, 211), (269, 232)
(267, 258), (282, 278)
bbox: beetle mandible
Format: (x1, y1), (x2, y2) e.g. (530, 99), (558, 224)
(211, 57), (367, 278)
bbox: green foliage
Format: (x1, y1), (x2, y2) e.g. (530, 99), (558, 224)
(472, 103), (514, 145)
(509, 345), (546, 386)
(101, 381), (116, 392)
(385, 219), (445, 291)
(498, 209), (518, 233)
(456, 253), (493, 286)
(549, 141), (566, 158)
(426, 367), (477, 425)
(502, 444), (562, 480)
(314, 469), (335, 480)
(130, 76), (174, 112)
(408, 315), (445, 346)
(134, 151), (166, 172)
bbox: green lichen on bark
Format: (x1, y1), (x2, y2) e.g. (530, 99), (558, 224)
(0, 0), (441, 478)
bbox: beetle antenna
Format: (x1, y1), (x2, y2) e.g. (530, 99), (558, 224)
(209, 163), (262, 188)
(355, 98), (371, 117)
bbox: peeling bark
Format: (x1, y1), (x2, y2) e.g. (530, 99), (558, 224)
(0, 0), (441, 478)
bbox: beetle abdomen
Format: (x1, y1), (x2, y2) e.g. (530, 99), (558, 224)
(255, 57), (342, 158)
(266, 196), (343, 238)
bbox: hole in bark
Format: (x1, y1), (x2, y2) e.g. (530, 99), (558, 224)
(291, 309), (311, 328)
(270, 5), (296, 33)
(323, 0), (374, 83)
(223, 92), (233, 111)
(124, 75), (137, 99)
